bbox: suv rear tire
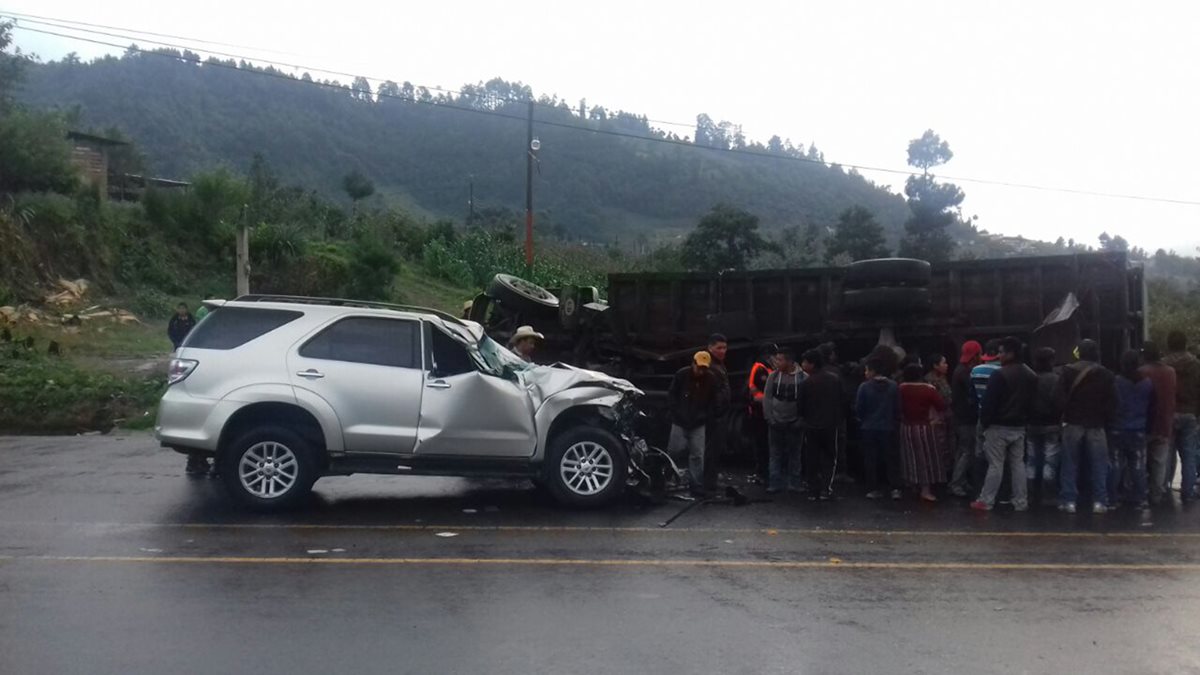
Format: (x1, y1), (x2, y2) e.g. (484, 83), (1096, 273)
(544, 427), (628, 508)
(219, 425), (317, 511)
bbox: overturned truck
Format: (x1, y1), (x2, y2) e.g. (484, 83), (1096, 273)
(471, 252), (1147, 451)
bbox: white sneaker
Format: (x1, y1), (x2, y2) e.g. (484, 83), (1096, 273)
(1092, 502), (1107, 515)
(1059, 503), (1077, 514)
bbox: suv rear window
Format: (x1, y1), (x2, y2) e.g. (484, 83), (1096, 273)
(299, 317), (419, 368)
(183, 307), (303, 350)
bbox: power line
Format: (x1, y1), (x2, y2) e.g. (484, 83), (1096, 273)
(1, 10), (698, 131)
(0, 9), (302, 57)
(8, 18), (1200, 208)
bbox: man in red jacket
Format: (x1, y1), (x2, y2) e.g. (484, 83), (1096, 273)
(1140, 341), (1177, 505)
(747, 346), (776, 485)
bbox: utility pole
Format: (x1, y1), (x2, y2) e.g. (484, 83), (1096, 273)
(236, 204), (250, 296)
(467, 174), (475, 226)
(525, 99), (535, 271)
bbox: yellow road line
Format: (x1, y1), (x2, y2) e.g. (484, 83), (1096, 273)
(6, 521), (1200, 539)
(139, 523), (1200, 539)
(3, 554), (1200, 571)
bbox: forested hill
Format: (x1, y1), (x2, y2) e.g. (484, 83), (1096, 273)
(18, 49), (910, 242)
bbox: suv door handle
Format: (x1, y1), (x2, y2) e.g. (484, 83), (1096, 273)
(296, 369), (325, 379)
(426, 380), (451, 390)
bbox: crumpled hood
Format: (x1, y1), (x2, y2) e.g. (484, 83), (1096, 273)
(519, 363), (641, 399)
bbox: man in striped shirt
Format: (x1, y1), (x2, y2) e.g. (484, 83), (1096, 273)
(969, 339), (1004, 411)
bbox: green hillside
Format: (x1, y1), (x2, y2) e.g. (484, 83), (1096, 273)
(17, 48), (912, 243)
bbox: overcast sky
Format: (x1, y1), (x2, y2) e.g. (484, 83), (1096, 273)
(6, 0), (1199, 253)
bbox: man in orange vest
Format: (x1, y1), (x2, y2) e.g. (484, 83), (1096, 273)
(747, 345), (777, 485)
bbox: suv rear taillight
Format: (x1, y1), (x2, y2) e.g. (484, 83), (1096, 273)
(167, 358), (199, 385)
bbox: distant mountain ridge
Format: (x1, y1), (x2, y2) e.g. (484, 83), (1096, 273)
(19, 49), (913, 243)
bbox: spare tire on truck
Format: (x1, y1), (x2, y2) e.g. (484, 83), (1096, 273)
(843, 287), (932, 316)
(843, 258), (932, 289)
(486, 274), (559, 317)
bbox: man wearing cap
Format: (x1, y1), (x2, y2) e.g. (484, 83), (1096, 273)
(1056, 339), (1117, 514)
(667, 351), (727, 498)
(948, 340), (983, 497)
(1163, 331), (1200, 503)
(509, 325), (544, 363)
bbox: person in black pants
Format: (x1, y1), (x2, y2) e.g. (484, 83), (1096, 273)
(799, 348), (844, 500)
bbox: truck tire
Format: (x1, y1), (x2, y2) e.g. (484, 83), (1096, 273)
(842, 287), (932, 316)
(219, 425), (318, 511)
(486, 274), (559, 316)
(544, 426), (628, 508)
(843, 258), (931, 289)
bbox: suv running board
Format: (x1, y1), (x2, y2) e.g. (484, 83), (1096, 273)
(327, 454), (542, 479)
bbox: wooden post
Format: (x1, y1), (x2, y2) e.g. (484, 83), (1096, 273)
(236, 205), (250, 297)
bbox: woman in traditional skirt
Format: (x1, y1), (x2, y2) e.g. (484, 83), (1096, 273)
(899, 363), (948, 502)
(924, 353), (954, 468)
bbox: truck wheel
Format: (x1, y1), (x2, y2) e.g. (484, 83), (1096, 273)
(843, 258), (932, 289)
(842, 287), (932, 316)
(545, 427), (628, 508)
(486, 274), (559, 316)
(219, 425), (317, 511)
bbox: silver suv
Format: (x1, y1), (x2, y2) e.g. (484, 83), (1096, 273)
(156, 295), (644, 510)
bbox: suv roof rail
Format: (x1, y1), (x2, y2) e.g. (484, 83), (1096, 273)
(233, 294), (465, 325)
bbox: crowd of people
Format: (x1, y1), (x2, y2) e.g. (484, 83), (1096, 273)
(667, 331), (1200, 512)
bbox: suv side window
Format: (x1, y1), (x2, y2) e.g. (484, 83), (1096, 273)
(429, 327), (475, 376)
(183, 307), (303, 350)
(300, 317), (419, 368)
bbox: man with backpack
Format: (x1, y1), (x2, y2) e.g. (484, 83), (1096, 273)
(1056, 339), (1117, 514)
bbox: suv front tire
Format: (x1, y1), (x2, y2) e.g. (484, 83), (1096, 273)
(544, 427), (628, 508)
(220, 425), (318, 511)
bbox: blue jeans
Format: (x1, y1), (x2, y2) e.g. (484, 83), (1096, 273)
(767, 423), (804, 491)
(1060, 425), (1109, 506)
(1174, 414), (1200, 501)
(1108, 431), (1148, 506)
(1025, 425), (1062, 485)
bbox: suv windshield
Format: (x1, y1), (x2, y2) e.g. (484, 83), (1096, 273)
(477, 335), (534, 377)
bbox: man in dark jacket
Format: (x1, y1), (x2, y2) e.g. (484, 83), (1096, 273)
(168, 302), (197, 351)
(972, 337), (1038, 511)
(856, 358), (900, 500)
(1140, 341), (1177, 504)
(1056, 339), (1117, 514)
(799, 349), (843, 500)
(1163, 331), (1200, 502)
(667, 351), (726, 497)
(1026, 347), (1063, 505)
(949, 340), (982, 497)
(703, 334), (732, 494)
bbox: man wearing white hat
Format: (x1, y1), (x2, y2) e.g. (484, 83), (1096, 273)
(510, 325), (544, 363)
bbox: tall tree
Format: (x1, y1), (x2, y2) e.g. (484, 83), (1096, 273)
(681, 204), (766, 272)
(0, 21), (24, 112)
(898, 130), (961, 262)
(342, 170), (375, 203)
(826, 206), (890, 263)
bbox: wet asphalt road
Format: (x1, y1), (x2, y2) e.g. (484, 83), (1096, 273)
(2, 435), (1200, 675)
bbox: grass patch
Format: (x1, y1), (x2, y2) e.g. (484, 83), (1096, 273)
(0, 349), (163, 433)
(392, 264), (475, 314)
